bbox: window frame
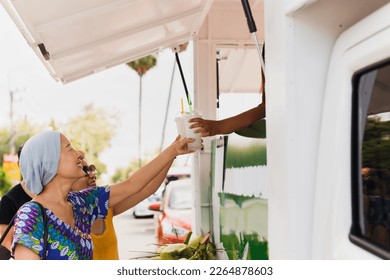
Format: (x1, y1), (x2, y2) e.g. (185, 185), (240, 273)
(350, 58), (390, 259)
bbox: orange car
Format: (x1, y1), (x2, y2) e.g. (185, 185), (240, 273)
(149, 178), (192, 245)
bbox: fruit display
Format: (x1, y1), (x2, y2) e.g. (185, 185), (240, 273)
(149, 231), (216, 260)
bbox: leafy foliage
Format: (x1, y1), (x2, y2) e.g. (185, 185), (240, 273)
(0, 119), (44, 163)
(127, 55), (157, 76)
(63, 104), (118, 175)
(141, 231), (217, 260)
(110, 157), (151, 183)
(0, 104), (117, 192)
(127, 54), (158, 168)
(0, 167), (12, 196)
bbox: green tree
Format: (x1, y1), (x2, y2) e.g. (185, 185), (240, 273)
(49, 118), (61, 131)
(0, 105), (117, 192)
(0, 119), (46, 194)
(63, 104), (118, 175)
(0, 167), (12, 196)
(0, 119), (44, 165)
(127, 54), (157, 168)
(110, 147), (160, 183)
(110, 158), (153, 183)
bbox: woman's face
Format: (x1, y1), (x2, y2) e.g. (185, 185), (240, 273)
(57, 134), (85, 180)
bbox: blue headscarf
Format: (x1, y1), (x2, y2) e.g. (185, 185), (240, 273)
(20, 131), (61, 195)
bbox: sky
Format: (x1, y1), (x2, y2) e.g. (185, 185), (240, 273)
(0, 5), (259, 182)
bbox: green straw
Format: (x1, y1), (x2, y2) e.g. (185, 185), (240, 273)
(188, 98), (193, 114)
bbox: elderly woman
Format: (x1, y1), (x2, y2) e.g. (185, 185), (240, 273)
(11, 131), (194, 260)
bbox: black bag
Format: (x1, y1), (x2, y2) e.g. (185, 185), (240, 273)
(0, 244), (11, 259)
(0, 212), (16, 260)
(0, 202), (48, 260)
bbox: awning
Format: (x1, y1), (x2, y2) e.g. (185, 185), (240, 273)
(1, 0), (213, 83)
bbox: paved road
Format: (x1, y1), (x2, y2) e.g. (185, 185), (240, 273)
(113, 208), (157, 260)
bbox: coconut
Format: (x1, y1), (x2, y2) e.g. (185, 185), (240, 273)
(188, 235), (204, 249)
(160, 243), (194, 260)
(156, 245), (166, 254)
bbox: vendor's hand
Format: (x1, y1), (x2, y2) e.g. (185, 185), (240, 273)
(170, 135), (198, 155)
(189, 118), (220, 137)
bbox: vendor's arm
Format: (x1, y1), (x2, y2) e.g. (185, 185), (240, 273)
(108, 136), (194, 208)
(189, 102), (265, 137)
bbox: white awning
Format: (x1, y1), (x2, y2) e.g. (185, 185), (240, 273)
(1, 0), (213, 83)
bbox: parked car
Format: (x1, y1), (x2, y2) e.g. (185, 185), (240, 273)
(164, 166), (191, 184)
(132, 185), (164, 218)
(149, 178), (192, 244)
(132, 166), (191, 219)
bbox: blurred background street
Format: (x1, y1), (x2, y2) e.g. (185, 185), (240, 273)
(113, 209), (156, 260)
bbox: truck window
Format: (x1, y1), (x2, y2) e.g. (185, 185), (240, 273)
(351, 59), (390, 259)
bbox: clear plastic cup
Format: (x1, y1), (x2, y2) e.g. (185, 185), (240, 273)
(175, 111), (202, 150)
(175, 113), (188, 139)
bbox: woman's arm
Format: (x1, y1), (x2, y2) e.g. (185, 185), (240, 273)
(108, 137), (194, 208)
(111, 160), (173, 216)
(0, 225), (13, 251)
(13, 244), (40, 260)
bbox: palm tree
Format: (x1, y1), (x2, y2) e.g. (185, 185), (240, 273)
(127, 55), (157, 168)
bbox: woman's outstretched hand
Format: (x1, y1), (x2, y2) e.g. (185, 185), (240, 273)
(170, 135), (199, 155)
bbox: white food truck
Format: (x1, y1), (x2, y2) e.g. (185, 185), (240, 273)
(1, 0), (389, 259)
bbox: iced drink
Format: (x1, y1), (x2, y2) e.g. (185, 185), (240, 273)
(175, 112), (202, 150)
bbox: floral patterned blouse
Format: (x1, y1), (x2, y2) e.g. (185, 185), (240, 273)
(11, 186), (110, 260)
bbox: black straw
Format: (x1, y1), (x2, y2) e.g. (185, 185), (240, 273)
(175, 52), (191, 106)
